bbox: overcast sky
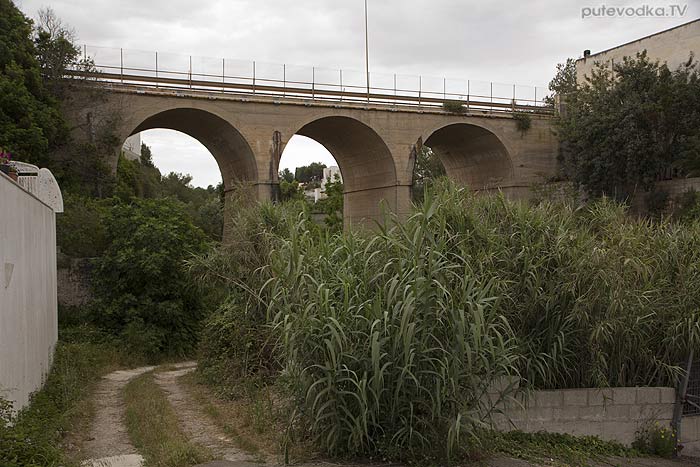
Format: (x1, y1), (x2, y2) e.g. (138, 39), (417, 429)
(16, 0), (700, 187)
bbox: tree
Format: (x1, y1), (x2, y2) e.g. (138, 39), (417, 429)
(557, 52), (700, 198)
(545, 58), (578, 106)
(411, 146), (446, 201)
(322, 173), (343, 231)
(0, 0), (69, 167)
(280, 179), (304, 201)
(295, 162), (326, 183)
(92, 198), (209, 357)
(34, 7), (79, 96)
(279, 167), (294, 183)
(140, 142), (155, 167)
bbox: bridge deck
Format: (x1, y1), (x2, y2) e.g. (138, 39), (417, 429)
(69, 45), (553, 115)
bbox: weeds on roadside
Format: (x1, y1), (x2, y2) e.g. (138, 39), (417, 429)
(124, 372), (212, 467)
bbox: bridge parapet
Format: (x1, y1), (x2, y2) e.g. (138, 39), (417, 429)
(71, 45), (553, 115)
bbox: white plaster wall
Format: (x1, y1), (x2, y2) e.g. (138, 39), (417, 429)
(576, 19), (700, 83)
(0, 173), (58, 411)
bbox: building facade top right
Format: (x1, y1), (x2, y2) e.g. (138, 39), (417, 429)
(576, 18), (700, 84)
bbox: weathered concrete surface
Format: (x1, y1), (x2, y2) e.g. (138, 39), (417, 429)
(62, 85), (558, 238)
(0, 172), (58, 411)
(576, 19), (699, 82)
(84, 454), (144, 467)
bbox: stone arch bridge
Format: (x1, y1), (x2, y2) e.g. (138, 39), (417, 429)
(63, 77), (558, 238)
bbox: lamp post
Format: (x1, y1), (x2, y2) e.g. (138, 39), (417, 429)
(364, 0), (370, 102)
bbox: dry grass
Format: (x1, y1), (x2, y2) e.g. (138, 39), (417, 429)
(123, 372), (212, 467)
(181, 372), (315, 464)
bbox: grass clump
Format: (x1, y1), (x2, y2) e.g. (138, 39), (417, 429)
(442, 100), (466, 114)
(487, 430), (638, 466)
(123, 372), (212, 467)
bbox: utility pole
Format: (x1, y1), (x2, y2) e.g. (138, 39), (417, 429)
(364, 0), (370, 102)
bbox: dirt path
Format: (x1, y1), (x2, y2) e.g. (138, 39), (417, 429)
(153, 362), (259, 464)
(81, 366), (156, 467)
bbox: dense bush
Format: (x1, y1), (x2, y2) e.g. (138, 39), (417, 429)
(92, 198), (209, 358)
(196, 181), (700, 461)
(56, 193), (111, 257)
(556, 52), (700, 198)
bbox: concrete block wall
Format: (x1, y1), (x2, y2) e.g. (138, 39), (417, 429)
(0, 173), (58, 411)
(682, 416), (700, 457)
(492, 387), (676, 445)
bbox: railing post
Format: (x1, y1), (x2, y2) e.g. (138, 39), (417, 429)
(83, 44), (86, 62)
(467, 79), (470, 112)
(222, 58), (225, 93)
(490, 81), (493, 111)
(418, 75), (422, 107)
(312, 66), (315, 100)
(120, 48), (123, 83)
(339, 69), (343, 101)
(394, 73), (397, 108)
(512, 83), (516, 111)
(252, 61), (256, 94)
(189, 55), (192, 89)
(283, 64), (286, 98)
(534, 86), (537, 106)
(367, 71), (370, 103)
(443, 77), (446, 101)
(155, 51), (158, 88)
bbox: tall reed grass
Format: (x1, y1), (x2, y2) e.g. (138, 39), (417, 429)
(192, 181), (700, 461)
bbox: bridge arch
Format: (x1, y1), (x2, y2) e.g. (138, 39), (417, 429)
(289, 116), (399, 228)
(422, 122), (514, 190)
(126, 107), (258, 188)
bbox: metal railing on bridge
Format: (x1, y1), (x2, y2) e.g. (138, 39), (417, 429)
(70, 45), (553, 114)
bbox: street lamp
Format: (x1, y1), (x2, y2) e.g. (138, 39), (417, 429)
(364, 0), (370, 102)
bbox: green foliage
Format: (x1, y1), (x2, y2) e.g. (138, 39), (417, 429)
(320, 173), (343, 230)
(110, 152), (224, 241)
(545, 58), (578, 106)
(411, 146), (446, 202)
(556, 52), (700, 198)
(56, 193), (110, 257)
(632, 421), (677, 458)
(279, 178), (303, 202)
(92, 198), (209, 358)
(196, 181), (700, 461)
(279, 167), (294, 183)
(512, 111), (532, 134)
(0, 0), (69, 168)
(294, 162), (326, 184)
(442, 100), (466, 114)
(33, 7), (79, 97)
(115, 153), (162, 200)
(140, 142), (155, 167)
(488, 430), (637, 465)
